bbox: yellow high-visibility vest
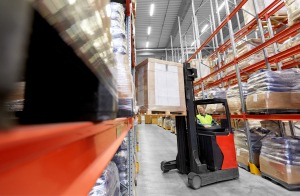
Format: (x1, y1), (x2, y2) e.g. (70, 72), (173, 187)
(196, 114), (213, 125)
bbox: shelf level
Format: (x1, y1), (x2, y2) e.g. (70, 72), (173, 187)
(0, 118), (133, 195)
(212, 114), (300, 121)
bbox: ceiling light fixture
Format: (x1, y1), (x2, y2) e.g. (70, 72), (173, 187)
(217, 2), (225, 12)
(191, 41), (196, 46)
(68, 0), (76, 5)
(148, 26), (151, 35)
(146, 41), (149, 48)
(201, 24), (209, 33)
(150, 4), (155, 16)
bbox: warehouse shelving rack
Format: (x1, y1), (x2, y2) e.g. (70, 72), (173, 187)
(0, 0), (137, 195)
(177, 0), (300, 175)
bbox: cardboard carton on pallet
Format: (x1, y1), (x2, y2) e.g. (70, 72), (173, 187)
(135, 58), (186, 115)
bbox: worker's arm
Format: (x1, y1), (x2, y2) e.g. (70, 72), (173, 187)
(212, 119), (218, 126)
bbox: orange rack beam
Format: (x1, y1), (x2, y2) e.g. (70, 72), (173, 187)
(193, 44), (300, 93)
(212, 114), (300, 121)
(208, 0), (284, 61)
(194, 22), (300, 87)
(0, 118), (133, 195)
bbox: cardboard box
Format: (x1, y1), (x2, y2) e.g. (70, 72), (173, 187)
(260, 156), (300, 184)
(246, 92), (300, 111)
(151, 115), (158, 124)
(145, 115), (152, 124)
(135, 58), (186, 113)
(236, 148), (260, 167)
(243, 0), (287, 25)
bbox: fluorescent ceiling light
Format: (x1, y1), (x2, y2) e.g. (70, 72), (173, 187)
(150, 4), (155, 16)
(68, 0), (76, 5)
(217, 2), (225, 12)
(146, 41), (149, 48)
(201, 24), (209, 33)
(147, 26), (151, 35)
(191, 41), (195, 46)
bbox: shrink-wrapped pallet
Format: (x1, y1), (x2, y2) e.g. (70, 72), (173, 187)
(110, 2), (134, 116)
(34, 0), (116, 96)
(88, 161), (121, 196)
(5, 82), (25, 112)
(260, 137), (300, 185)
(136, 58), (186, 114)
(246, 69), (300, 113)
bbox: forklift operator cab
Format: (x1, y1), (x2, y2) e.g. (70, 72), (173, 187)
(161, 63), (239, 190)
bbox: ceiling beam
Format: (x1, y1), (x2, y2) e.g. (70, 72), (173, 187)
(165, 0), (192, 48)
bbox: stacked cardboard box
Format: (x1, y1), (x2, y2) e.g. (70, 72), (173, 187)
(284, 0), (300, 26)
(279, 33), (300, 63)
(242, 0), (287, 25)
(136, 58), (186, 113)
(224, 39), (275, 76)
(226, 83), (248, 114)
(151, 115), (158, 124)
(234, 129), (260, 167)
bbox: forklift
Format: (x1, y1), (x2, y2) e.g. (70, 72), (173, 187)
(161, 63), (239, 189)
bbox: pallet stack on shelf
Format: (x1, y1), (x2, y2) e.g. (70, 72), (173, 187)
(178, 0), (300, 190)
(0, 0), (138, 195)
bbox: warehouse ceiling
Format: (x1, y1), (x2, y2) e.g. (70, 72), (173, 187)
(136, 0), (243, 63)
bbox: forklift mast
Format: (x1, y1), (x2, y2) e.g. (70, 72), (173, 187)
(183, 63), (207, 173)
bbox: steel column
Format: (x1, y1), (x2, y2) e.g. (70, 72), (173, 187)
(252, 0), (271, 70)
(178, 16), (185, 62)
(211, 0), (224, 87)
(185, 35), (189, 60)
(266, 18), (283, 70)
(171, 35), (174, 61)
(165, 49), (168, 61)
(224, 0), (254, 165)
(191, 0), (205, 98)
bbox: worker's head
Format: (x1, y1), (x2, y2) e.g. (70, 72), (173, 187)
(197, 105), (206, 115)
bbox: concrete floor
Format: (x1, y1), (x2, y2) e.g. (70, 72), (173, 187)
(136, 124), (299, 196)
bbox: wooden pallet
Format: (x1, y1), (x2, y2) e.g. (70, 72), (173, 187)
(145, 110), (186, 115)
(248, 109), (300, 115)
(261, 172), (300, 191)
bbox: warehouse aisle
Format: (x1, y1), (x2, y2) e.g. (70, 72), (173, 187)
(136, 124), (299, 196)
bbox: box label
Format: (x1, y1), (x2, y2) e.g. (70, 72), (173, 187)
(253, 94), (257, 102)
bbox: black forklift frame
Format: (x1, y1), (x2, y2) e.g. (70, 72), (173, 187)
(161, 63), (239, 189)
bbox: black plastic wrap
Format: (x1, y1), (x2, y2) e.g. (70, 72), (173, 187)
(112, 137), (129, 196)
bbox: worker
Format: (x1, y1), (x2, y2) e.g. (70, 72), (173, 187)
(196, 105), (217, 127)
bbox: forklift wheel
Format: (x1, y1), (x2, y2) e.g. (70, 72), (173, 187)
(160, 161), (169, 173)
(188, 172), (202, 189)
